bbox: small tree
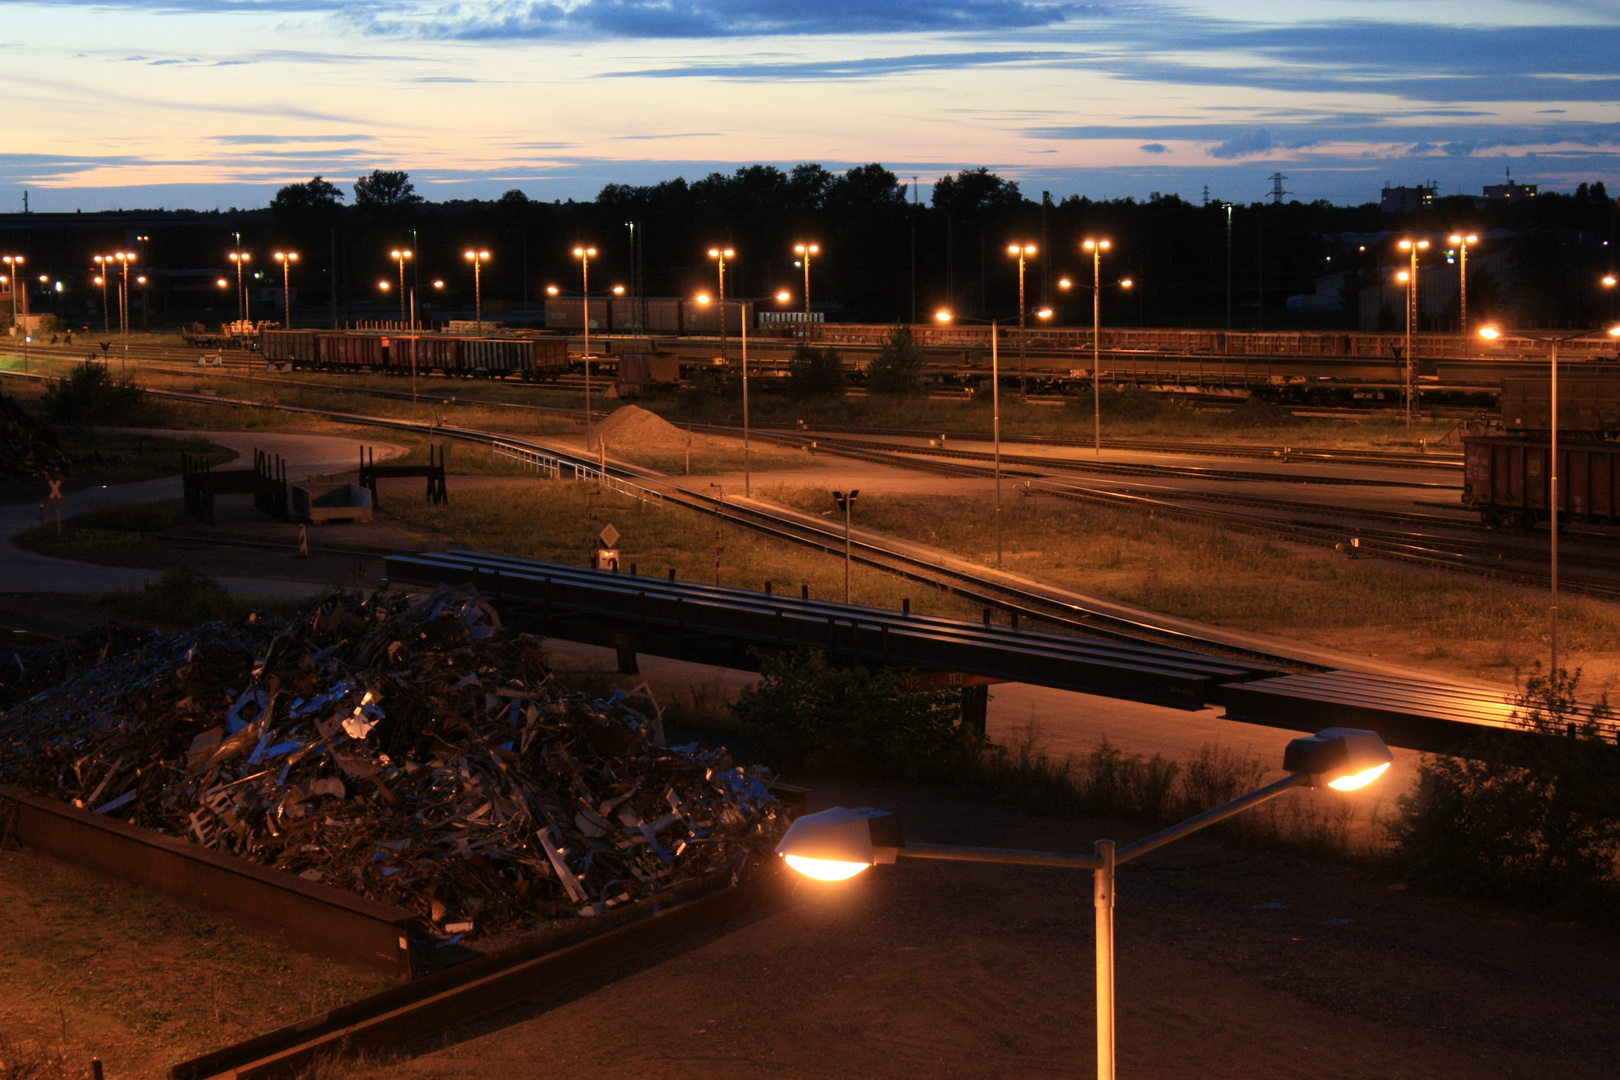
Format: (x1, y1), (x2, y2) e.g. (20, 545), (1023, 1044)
(786, 343), (846, 400)
(42, 363), (144, 425)
(865, 325), (926, 396)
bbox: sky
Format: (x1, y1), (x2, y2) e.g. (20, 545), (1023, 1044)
(1, 0), (1618, 212)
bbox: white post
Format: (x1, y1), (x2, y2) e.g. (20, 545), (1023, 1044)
(1094, 838), (1116, 1080)
(844, 496), (852, 604)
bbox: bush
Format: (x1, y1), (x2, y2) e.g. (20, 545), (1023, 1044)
(1065, 385), (1177, 421)
(730, 649), (984, 777)
(786, 344), (846, 400)
(95, 567), (264, 626)
(865, 325), (926, 396)
(42, 362), (144, 424)
(1390, 666), (1620, 915)
(1217, 396), (1291, 428)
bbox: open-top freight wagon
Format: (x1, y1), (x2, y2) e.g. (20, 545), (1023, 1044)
(260, 330), (569, 381)
(1463, 376), (1620, 528)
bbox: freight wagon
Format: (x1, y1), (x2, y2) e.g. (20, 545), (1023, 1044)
(260, 330), (569, 380)
(1462, 436), (1620, 527)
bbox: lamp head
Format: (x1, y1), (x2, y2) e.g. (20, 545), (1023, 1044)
(934, 309), (953, 323)
(1603, 275), (1617, 288)
(612, 284), (625, 295)
(776, 290), (792, 303)
(546, 285), (559, 296)
(1609, 325), (1620, 338)
(1478, 326), (1501, 340)
(1036, 307), (1053, 320)
(1282, 728), (1393, 791)
(696, 292), (712, 305)
(1397, 270), (1410, 284)
(1120, 278), (1134, 289)
(217, 278), (228, 288)
(1058, 278), (1072, 290)
(433, 279), (445, 289)
(377, 280), (390, 291)
(135, 276), (145, 285)
(776, 806), (903, 880)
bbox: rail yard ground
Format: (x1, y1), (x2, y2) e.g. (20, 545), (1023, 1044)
(1, 346), (1618, 1078)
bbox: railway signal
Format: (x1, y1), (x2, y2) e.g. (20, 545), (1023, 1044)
(833, 489), (859, 603)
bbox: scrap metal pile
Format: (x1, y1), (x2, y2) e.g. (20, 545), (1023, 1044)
(0, 586), (788, 939)
(0, 391), (70, 480)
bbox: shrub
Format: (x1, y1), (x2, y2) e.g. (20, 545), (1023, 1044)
(786, 344), (846, 400)
(42, 362), (144, 424)
(1390, 666), (1620, 914)
(865, 325), (926, 396)
(730, 648), (984, 777)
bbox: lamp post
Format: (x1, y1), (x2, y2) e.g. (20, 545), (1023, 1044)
(573, 245), (597, 444)
(935, 306), (1053, 568)
(1397, 238), (1429, 435)
(465, 250), (490, 331)
(1479, 323), (1620, 678)
(115, 251), (135, 369)
(2, 256), (22, 373)
(1448, 233), (1478, 339)
(390, 249), (412, 328)
(708, 247), (734, 362)
(794, 242), (818, 322)
(93, 254), (113, 335)
(1082, 240), (1133, 456)
(275, 251), (299, 329)
(1006, 243), (1036, 399)
(833, 489), (859, 603)
(136, 234), (150, 332)
(776, 727), (1394, 1080)
(229, 247), (250, 325)
(697, 288), (753, 495)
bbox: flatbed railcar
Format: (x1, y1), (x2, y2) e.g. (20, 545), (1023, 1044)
(1463, 435), (1620, 527)
(260, 329), (569, 381)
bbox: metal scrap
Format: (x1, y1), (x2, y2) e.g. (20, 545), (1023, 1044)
(0, 585), (787, 939)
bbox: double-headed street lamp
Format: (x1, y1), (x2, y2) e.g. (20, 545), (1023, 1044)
(1478, 322), (1620, 678)
(936, 305), (1053, 568)
(275, 251), (299, 329)
(390, 249), (413, 328)
(1397, 238), (1430, 435)
(708, 247), (734, 362)
(1074, 239), (1132, 456)
(1007, 243), (1037, 399)
(1447, 233), (1479, 338)
(793, 242), (818, 319)
(93, 254), (114, 335)
(113, 251), (136, 367)
(776, 726), (1394, 1080)
(228, 248), (251, 325)
(575, 245), (597, 445)
(465, 250), (490, 330)
(2, 255), (25, 372)
(697, 281), (754, 496)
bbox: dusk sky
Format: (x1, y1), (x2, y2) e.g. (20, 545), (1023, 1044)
(2, 0), (1618, 212)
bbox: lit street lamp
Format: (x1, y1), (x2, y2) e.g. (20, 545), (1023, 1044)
(228, 247), (251, 325)
(708, 246), (734, 362)
(1397, 238), (1430, 435)
(4, 255), (27, 371)
(115, 251), (135, 368)
(935, 305), (1053, 568)
(390, 249), (413, 328)
(1081, 239), (1131, 456)
(93, 254), (113, 335)
(1006, 242), (1036, 399)
(698, 286), (753, 495)
(1478, 322), (1620, 678)
(777, 727), (1394, 1080)
(833, 489), (859, 603)
(464, 249), (490, 331)
(275, 251), (299, 330)
(574, 245), (598, 445)
(136, 234), (150, 332)
(1447, 233), (1478, 338)
(793, 242), (818, 317)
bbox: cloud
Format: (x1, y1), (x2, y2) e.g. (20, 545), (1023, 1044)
(1139, 142), (1168, 153)
(1207, 129), (1318, 159)
(606, 49), (1081, 79)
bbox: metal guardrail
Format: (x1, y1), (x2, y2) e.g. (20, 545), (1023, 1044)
(384, 551), (1277, 710)
(492, 440), (563, 477)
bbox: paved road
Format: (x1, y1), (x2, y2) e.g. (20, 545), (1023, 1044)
(0, 430), (404, 598)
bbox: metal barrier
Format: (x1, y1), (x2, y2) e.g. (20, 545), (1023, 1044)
(492, 440), (563, 477)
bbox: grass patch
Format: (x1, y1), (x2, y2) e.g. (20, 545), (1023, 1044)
(763, 483), (1620, 687)
(378, 477), (983, 621)
(92, 567), (297, 627)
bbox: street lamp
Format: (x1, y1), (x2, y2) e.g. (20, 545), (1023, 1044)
(1006, 243), (1036, 399)
(464, 250), (490, 331)
(275, 251), (299, 330)
(228, 248), (251, 325)
(833, 489), (859, 603)
(1397, 238), (1430, 435)
(574, 245), (598, 445)
(114, 251), (135, 368)
(1, 256), (23, 372)
(93, 254), (113, 335)
(136, 234), (150, 332)
(390, 249), (412, 328)
(935, 305), (1052, 568)
(777, 726), (1394, 1080)
(1478, 322), (1620, 678)
(1081, 240), (1131, 456)
(708, 247), (734, 362)
(1447, 233), (1478, 338)
(793, 242), (818, 317)
(698, 286), (753, 495)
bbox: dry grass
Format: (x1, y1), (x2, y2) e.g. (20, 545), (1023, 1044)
(763, 483), (1620, 690)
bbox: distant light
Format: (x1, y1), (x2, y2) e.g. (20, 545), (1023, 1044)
(934, 310), (953, 323)
(695, 292), (711, 305)
(1120, 278), (1134, 288)
(1035, 307), (1053, 319)
(612, 284), (625, 295)
(1479, 327), (1501, 340)
(1609, 325), (1620, 338)
(776, 290), (792, 303)
(1604, 275), (1618, 288)
(378, 280), (390, 291)
(1058, 278), (1072, 289)
(546, 285), (559, 296)
(1397, 271), (1410, 283)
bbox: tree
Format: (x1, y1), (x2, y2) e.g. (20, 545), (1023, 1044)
(786, 343), (846, 400)
(269, 176), (345, 222)
(930, 167), (1021, 216)
(865, 325), (926, 395)
(829, 163), (906, 209)
(353, 169), (422, 209)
